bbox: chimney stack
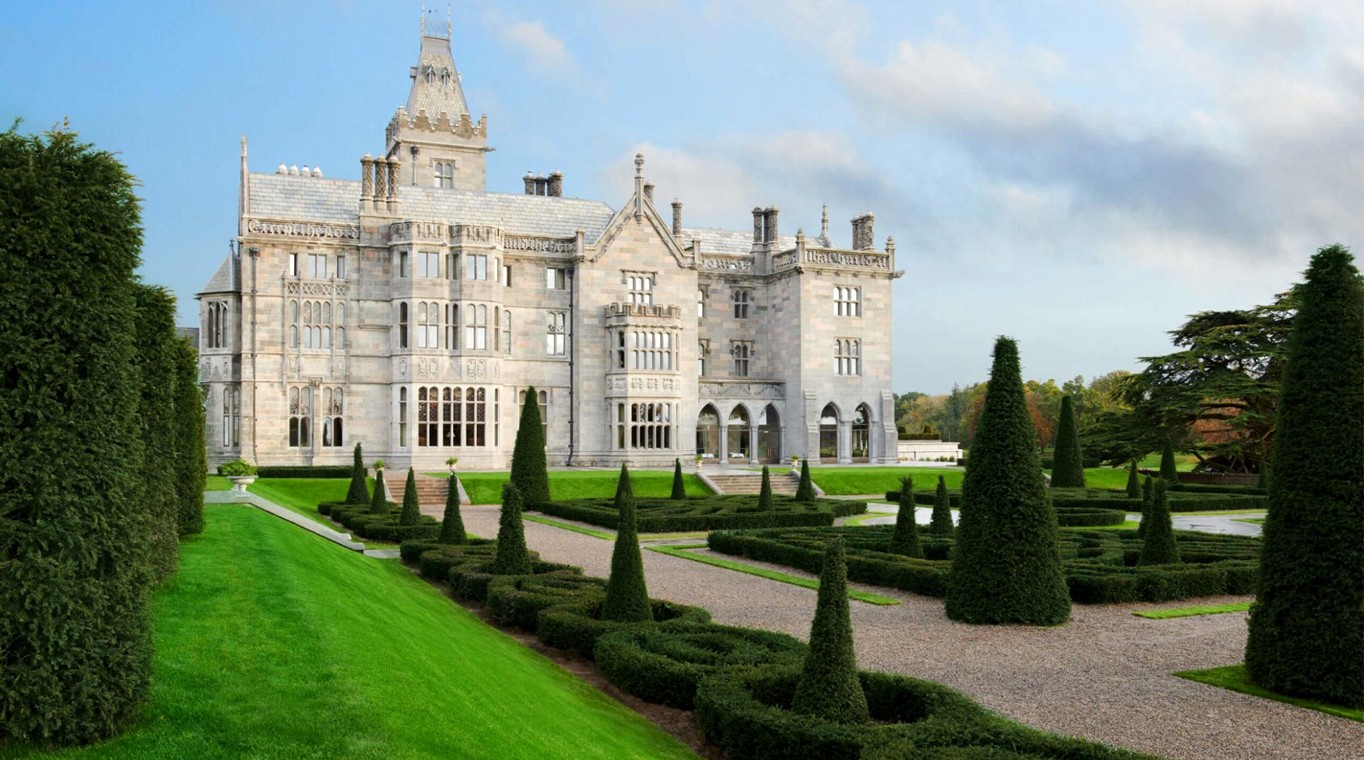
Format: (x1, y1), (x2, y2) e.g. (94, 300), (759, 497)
(851, 213), (875, 250)
(763, 207), (779, 244)
(752, 207), (764, 243)
(671, 200), (683, 236)
(548, 171), (563, 197)
(524, 172), (535, 195)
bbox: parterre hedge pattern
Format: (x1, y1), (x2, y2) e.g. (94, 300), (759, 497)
(325, 501), (440, 542)
(532, 495), (866, 533)
(709, 525), (1258, 604)
(889, 487), (1266, 513)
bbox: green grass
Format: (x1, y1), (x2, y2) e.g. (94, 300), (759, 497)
(810, 466), (964, 496)
(1175, 509), (1268, 516)
(645, 545), (900, 606)
(1061, 520), (1141, 531)
(523, 514), (614, 540)
(1176, 664), (1364, 723)
(204, 475), (232, 492)
(1233, 517), (1265, 525)
(451, 471), (712, 504)
(0, 507), (698, 759)
(247, 478), (350, 526)
(1134, 601), (1252, 619)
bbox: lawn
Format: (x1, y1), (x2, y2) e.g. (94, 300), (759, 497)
(204, 475), (232, 492)
(810, 466), (965, 496)
(1176, 665), (1364, 723)
(0, 507), (697, 759)
(1134, 601), (1252, 619)
(452, 470), (711, 504)
(247, 478), (351, 526)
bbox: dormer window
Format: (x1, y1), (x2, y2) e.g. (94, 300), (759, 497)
(440, 68), (451, 86)
(424, 66), (436, 85)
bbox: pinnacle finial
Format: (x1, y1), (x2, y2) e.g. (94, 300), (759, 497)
(420, 1), (426, 34)
(447, 3), (453, 37)
(240, 134), (248, 156)
(634, 153), (644, 178)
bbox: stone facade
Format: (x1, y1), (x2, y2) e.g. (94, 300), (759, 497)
(198, 30), (901, 470)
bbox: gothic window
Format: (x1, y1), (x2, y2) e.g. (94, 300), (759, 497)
(418, 252), (440, 278)
(398, 387), (409, 448)
(206, 301), (229, 349)
(501, 309), (512, 353)
(321, 387), (344, 447)
(425, 66), (436, 85)
(399, 302), (409, 349)
(298, 300), (332, 350)
(464, 304), (487, 349)
(732, 288), (751, 319)
(626, 273), (653, 305)
(446, 304), (460, 350)
(629, 331), (674, 370)
(433, 162), (455, 189)
(220, 384), (240, 447)
(732, 341), (752, 378)
(465, 253), (489, 280)
(546, 312), (566, 356)
(288, 300), (299, 349)
(618, 402), (673, 450)
(835, 338), (861, 376)
(698, 340), (708, 376)
(417, 301), (440, 349)
(288, 386), (312, 448)
(546, 267), (567, 290)
(416, 386), (495, 448)
(836, 286), (861, 317)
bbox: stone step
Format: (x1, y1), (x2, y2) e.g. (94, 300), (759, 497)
(705, 472), (801, 495)
(382, 474), (451, 505)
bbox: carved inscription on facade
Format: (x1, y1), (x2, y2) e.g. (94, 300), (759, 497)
(457, 224), (501, 244)
(803, 250), (889, 269)
(504, 236), (575, 254)
(390, 220), (449, 242)
(246, 218), (360, 240)
(699, 381), (785, 399)
(701, 256), (753, 272)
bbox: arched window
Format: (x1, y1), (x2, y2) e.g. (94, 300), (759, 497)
(221, 385), (240, 447)
(696, 405), (719, 458)
(546, 312), (566, 356)
(398, 387), (408, 447)
(852, 404), (872, 460)
(501, 309), (512, 353)
(727, 406), (751, 461)
(732, 288), (751, 318)
(289, 386), (312, 448)
(321, 387), (344, 447)
(819, 404), (839, 461)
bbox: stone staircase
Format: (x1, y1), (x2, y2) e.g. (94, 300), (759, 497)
(705, 470), (801, 496)
(382, 472), (452, 506)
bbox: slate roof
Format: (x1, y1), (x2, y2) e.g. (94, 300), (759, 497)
(406, 34), (469, 120)
(248, 174), (357, 221)
(679, 226), (797, 256)
(200, 253), (238, 294)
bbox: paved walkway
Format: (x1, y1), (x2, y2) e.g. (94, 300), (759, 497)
(462, 505), (1363, 760)
(205, 490), (366, 552)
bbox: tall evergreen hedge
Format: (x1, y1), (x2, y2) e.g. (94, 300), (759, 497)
(602, 464), (653, 623)
(491, 483), (533, 576)
(1050, 395), (1086, 488)
(887, 478), (923, 558)
(345, 443), (369, 505)
(1159, 439), (1179, 483)
(945, 337), (1070, 626)
(671, 458), (686, 500)
(930, 474), (954, 536)
(1138, 479), (1180, 566)
(398, 467), (420, 527)
(758, 466), (774, 511)
(510, 386), (550, 505)
(790, 537), (869, 724)
(172, 336), (205, 536)
(794, 458), (816, 502)
(0, 127), (154, 745)
(134, 284), (181, 581)
(438, 474), (466, 545)
(1246, 244), (1364, 707)
(1125, 460), (1140, 499)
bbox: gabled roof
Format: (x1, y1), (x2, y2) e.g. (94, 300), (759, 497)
(200, 253), (238, 294)
(406, 33), (469, 120)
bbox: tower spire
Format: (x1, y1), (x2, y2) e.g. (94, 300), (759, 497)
(237, 135), (249, 237)
(818, 203), (831, 246)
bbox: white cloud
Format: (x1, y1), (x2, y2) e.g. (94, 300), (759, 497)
(487, 15), (583, 81)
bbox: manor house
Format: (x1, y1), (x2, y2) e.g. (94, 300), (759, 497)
(198, 28), (900, 471)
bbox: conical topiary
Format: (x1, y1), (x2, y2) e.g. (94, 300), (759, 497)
(670, 458), (686, 500)
(398, 467), (420, 526)
(930, 475), (954, 536)
(887, 478), (923, 558)
(794, 458), (816, 503)
(510, 386), (551, 505)
(368, 466), (388, 514)
(945, 337), (1070, 626)
(1257, 461), (1271, 490)
(602, 464), (653, 622)
(1137, 476), (1154, 539)
(1138, 479), (1180, 565)
(1050, 395), (1086, 488)
(1246, 244), (1364, 707)
(438, 474), (466, 545)
(491, 483), (533, 575)
(1125, 460), (1141, 499)
(758, 466), (774, 511)
(1159, 438), (1179, 483)
(346, 442), (369, 505)
(791, 537), (870, 724)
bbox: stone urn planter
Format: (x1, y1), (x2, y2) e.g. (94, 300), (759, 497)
(228, 475), (256, 497)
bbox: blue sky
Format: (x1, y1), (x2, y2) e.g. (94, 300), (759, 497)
(2, 1), (1359, 393)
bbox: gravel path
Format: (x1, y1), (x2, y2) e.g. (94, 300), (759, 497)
(461, 505), (1364, 760)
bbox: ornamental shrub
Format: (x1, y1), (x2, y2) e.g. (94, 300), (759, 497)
(438, 474), (466, 544)
(134, 284), (181, 581)
(1159, 438), (1179, 483)
(369, 468), (389, 514)
(510, 386), (550, 505)
(945, 337), (1070, 626)
(795, 458), (816, 502)
(671, 458), (686, 500)
(1138, 480), (1180, 566)
(1049, 395), (1085, 488)
(602, 464), (653, 622)
(1125, 460), (1141, 499)
(172, 336), (205, 535)
(1246, 244), (1364, 707)
(887, 478), (923, 558)
(1137, 477), (1153, 539)
(491, 482), (533, 575)
(930, 475), (953, 536)
(345, 443), (369, 504)
(0, 127), (153, 745)
(758, 466), (774, 511)
(791, 537), (870, 724)
(398, 467), (420, 526)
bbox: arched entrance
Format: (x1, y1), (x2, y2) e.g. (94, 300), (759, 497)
(758, 404), (781, 463)
(852, 404), (872, 462)
(696, 404), (719, 460)
(727, 406), (751, 462)
(819, 404), (839, 463)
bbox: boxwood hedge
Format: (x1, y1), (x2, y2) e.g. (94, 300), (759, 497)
(449, 559), (581, 603)
(324, 502), (440, 541)
(535, 599), (711, 659)
(487, 573), (608, 631)
(532, 494), (866, 533)
(709, 526), (1258, 604)
(889, 488), (1265, 513)
(247, 465), (353, 479)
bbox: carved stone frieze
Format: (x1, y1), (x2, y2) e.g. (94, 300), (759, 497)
(286, 280), (350, 297)
(701, 256), (753, 272)
(503, 235), (575, 254)
(416, 357), (440, 380)
(699, 380), (785, 399)
(245, 218), (360, 241)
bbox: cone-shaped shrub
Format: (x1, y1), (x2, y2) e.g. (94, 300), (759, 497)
(1050, 395), (1086, 488)
(345, 443), (369, 504)
(602, 464), (653, 622)
(930, 475), (954, 536)
(368, 468), (388, 514)
(398, 467), (421, 526)
(1125, 460), (1141, 499)
(945, 337), (1070, 626)
(794, 458), (816, 502)
(671, 458), (686, 500)
(1159, 439), (1179, 483)
(758, 466), (774, 511)
(1137, 476), (1154, 539)
(172, 336), (206, 536)
(887, 478), (923, 558)
(791, 537), (870, 724)
(1257, 461), (1271, 490)
(1138, 480), (1180, 566)
(491, 483), (533, 575)
(510, 386), (550, 505)
(1246, 244), (1364, 707)
(438, 474), (467, 545)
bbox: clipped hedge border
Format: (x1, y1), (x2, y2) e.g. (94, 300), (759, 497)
(1053, 506), (1127, 527)
(417, 543), (501, 581)
(595, 622), (808, 709)
(532, 495), (866, 533)
(399, 536), (493, 564)
(448, 560), (581, 603)
(536, 600), (712, 659)
(890, 489), (1266, 513)
(486, 573), (608, 632)
(249, 465), (352, 479)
